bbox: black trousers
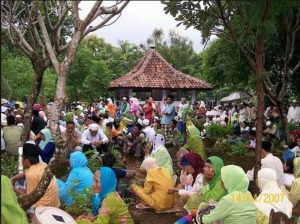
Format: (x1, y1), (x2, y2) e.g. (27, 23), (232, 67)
(82, 143), (108, 154)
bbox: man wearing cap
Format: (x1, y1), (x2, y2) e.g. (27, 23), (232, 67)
(81, 123), (109, 154)
(263, 121), (278, 140)
(287, 100), (300, 123)
(142, 119), (156, 141)
(120, 97), (130, 115)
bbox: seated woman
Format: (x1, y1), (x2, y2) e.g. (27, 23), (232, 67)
(77, 167), (133, 224)
(180, 156), (226, 215)
(177, 126), (205, 161)
(57, 151), (94, 205)
(131, 157), (175, 212)
(199, 165), (256, 224)
(255, 168), (293, 224)
(35, 128), (55, 163)
(169, 152), (204, 196)
(288, 157), (300, 222)
(1, 175), (28, 224)
(149, 134), (173, 175)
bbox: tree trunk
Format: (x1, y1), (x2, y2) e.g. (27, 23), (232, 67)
(253, 33), (265, 195)
(21, 65), (45, 143)
(276, 102), (290, 144)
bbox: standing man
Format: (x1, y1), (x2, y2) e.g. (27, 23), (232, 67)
(238, 103), (248, 124)
(120, 97), (130, 115)
(287, 99), (300, 123)
(247, 102), (257, 128)
(176, 97), (189, 133)
(161, 95), (176, 136)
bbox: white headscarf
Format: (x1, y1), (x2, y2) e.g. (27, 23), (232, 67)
(255, 168), (293, 218)
(141, 157), (159, 172)
(151, 134), (165, 154)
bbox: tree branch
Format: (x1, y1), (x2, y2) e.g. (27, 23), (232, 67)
(37, 10), (60, 74)
(82, 1), (129, 39)
(80, 1), (103, 31)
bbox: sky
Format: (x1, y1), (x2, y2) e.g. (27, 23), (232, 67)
(79, 1), (205, 52)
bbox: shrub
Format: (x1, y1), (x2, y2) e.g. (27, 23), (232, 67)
(231, 141), (246, 156)
(64, 184), (93, 217)
(1, 153), (18, 177)
(84, 150), (102, 173)
(206, 124), (233, 139)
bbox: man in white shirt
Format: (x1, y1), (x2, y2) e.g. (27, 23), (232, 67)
(142, 119), (156, 141)
(81, 123), (109, 154)
(287, 99), (300, 122)
(247, 141), (284, 186)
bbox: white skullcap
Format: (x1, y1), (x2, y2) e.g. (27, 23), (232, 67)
(142, 119), (150, 126)
(16, 114), (22, 118)
(108, 117), (114, 123)
(266, 121), (272, 126)
(137, 118), (143, 125)
(76, 105), (83, 111)
(89, 123), (98, 131)
(292, 99), (298, 103)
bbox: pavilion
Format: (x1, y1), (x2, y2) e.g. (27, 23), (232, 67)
(109, 48), (212, 103)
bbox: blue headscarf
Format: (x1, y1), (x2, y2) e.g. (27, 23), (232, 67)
(70, 151), (88, 168)
(92, 167), (117, 216)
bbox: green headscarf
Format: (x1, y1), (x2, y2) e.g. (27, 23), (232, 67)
(294, 157), (300, 178)
(207, 156), (224, 189)
(1, 175), (28, 224)
(221, 165), (249, 193)
(187, 126), (200, 138)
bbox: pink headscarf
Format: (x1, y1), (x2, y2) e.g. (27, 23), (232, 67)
(39, 111), (47, 122)
(130, 98), (140, 115)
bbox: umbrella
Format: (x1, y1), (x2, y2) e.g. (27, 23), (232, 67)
(1, 98), (8, 105)
(220, 91), (251, 102)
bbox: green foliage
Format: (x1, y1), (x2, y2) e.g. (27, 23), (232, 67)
(288, 121), (300, 132)
(200, 39), (255, 98)
(231, 141), (247, 156)
(166, 132), (185, 147)
(181, 105), (197, 123)
(84, 150), (103, 173)
(206, 124), (233, 139)
(64, 184), (93, 217)
(0, 153), (18, 177)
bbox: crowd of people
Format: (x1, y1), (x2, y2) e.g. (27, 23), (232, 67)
(1, 96), (300, 224)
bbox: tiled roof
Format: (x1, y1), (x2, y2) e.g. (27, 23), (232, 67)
(109, 50), (212, 90)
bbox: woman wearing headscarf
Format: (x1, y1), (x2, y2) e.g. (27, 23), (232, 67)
(199, 165), (256, 224)
(288, 157), (300, 222)
(35, 128), (55, 163)
(129, 98), (140, 117)
(177, 126), (206, 161)
(57, 151), (94, 205)
(169, 152), (205, 196)
(1, 175), (28, 224)
(149, 134), (173, 175)
(182, 156), (226, 214)
(77, 167), (133, 224)
(106, 98), (116, 119)
(131, 157), (175, 212)
(255, 168), (293, 224)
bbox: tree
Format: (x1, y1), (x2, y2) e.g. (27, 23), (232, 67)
(162, 0), (300, 193)
(1, 0), (129, 208)
(200, 38), (255, 98)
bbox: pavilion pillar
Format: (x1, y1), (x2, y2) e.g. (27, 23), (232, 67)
(128, 89), (133, 99)
(113, 90), (117, 106)
(162, 89), (167, 101)
(191, 90), (196, 103)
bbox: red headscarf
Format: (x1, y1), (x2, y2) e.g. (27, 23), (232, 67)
(181, 152), (204, 182)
